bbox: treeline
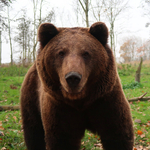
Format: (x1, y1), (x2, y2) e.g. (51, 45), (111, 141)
(119, 36), (150, 63)
(0, 0), (55, 66)
(0, 0), (150, 66)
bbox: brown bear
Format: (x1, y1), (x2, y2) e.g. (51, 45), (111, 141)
(20, 22), (134, 150)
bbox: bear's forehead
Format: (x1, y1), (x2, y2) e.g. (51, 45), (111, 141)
(54, 29), (94, 49)
(46, 27), (103, 53)
(59, 27), (89, 33)
(57, 27), (90, 38)
(56, 28), (93, 43)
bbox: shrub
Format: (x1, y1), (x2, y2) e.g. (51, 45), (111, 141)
(118, 64), (135, 76)
(0, 65), (29, 77)
(122, 81), (143, 89)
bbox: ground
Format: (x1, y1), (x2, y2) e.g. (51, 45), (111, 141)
(0, 64), (150, 150)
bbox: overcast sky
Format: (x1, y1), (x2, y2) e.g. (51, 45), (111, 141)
(1, 0), (150, 63)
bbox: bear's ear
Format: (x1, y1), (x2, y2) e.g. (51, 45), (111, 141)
(89, 22), (108, 46)
(38, 23), (59, 48)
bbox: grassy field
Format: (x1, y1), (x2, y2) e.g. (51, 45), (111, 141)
(0, 64), (150, 150)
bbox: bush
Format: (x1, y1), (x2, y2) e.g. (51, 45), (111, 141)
(118, 64), (135, 76)
(122, 81), (143, 89)
(0, 65), (29, 76)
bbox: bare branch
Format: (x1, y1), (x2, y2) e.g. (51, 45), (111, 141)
(78, 0), (86, 12)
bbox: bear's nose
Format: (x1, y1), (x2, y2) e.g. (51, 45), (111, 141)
(65, 72), (82, 88)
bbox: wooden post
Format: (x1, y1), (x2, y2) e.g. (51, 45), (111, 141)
(0, 30), (2, 66)
(135, 58), (143, 82)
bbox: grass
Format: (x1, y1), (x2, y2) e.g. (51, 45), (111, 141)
(0, 64), (150, 150)
(0, 77), (23, 106)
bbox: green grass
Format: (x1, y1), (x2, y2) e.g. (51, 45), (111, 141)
(0, 110), (24, 149)
(0, 77), (23, 106)
(0, 64), (150, 149)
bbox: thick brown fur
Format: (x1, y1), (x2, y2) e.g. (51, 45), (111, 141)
(20, 22), (134, 150)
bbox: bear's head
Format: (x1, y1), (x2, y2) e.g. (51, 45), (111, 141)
(36, 22), (117, 101)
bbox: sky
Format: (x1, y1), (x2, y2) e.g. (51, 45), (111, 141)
(1, 0), (150, 63)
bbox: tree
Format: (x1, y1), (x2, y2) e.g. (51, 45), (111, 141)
(103, 0), (129, 57)
(120, 40), (132, 62)
(142, 0), (150, 18)
(32, 0), (40, 61)
(77, 0), (90, 27)
(31, 0), (55, 61)
(136, 40), (150, 61)
(119, 36), (142, 62)
(0, 0), (9, 7)
(0, 0), (13, 26)
(91, 0), (105, 22)
(14, 9), (32, 66)
(7, 6), (13, 65)
(13, 3), (55, 64)
(143, 40), (150, 60)
(0, 0), (12, 65)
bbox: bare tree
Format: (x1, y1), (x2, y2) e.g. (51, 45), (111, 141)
(143, 40), (150, 60)
(119, 36), (142, 62)
(31, 0), (55, 61)
(14, 9), (32, 66)
(91, 0), (105, 21)
(0, 0), (9, 7)
(141, 0), (150, 27)
(14, 7), (55, 65)
(103, 0), (128, 57)
(78, 0), (90, 27)
(32, 0), (38, 61)
(0, 0), (12, 66)
(7, 6), (13, 65)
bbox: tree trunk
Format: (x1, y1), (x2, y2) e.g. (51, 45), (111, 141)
(128, 97), (150, 102)
(0, 31), (2, 66)
(32, 0), (37, 61)
(0, 105), (20, 111)
(78, 0), (89, 27)
(7, 6), (13, 66)
(32, 0), (43, 61)
(85, 0), (89, 27)
(23, 29), (25, 66)
(28, 33), (31, 64)
(135, 57), (143, 82)
(33, 41), (38, 61)
(110, 7), (116, 57)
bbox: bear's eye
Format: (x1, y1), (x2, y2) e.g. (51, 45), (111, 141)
(58, 51), (65, 58)
(82, 52), (90, 59)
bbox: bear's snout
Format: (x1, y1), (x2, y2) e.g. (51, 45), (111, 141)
(65, 72), (82, 88)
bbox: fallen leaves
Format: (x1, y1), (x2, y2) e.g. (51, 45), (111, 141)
(140, 134), (145, 138)
(133, 145), (150, 150)
(0, 131), (4, 136)
(0, 121), (4, 131)
(137, 130), (143, 135)
(0, 111), (25, 149)
(135, 119), (142, 124)
(10, 84), (17, 89)
(146, 122), (150, 127)
(94, 143), (102, 147)
(1, 147), (7, 150)
(13, 116), (17, 121)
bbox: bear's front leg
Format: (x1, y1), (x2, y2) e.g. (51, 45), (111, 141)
(41, 98), (85, 150)
(87, 93), (134, 150)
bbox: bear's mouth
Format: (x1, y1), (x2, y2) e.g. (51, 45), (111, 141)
(61, 85), (83, 94)
(61, 85), (86, 100)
